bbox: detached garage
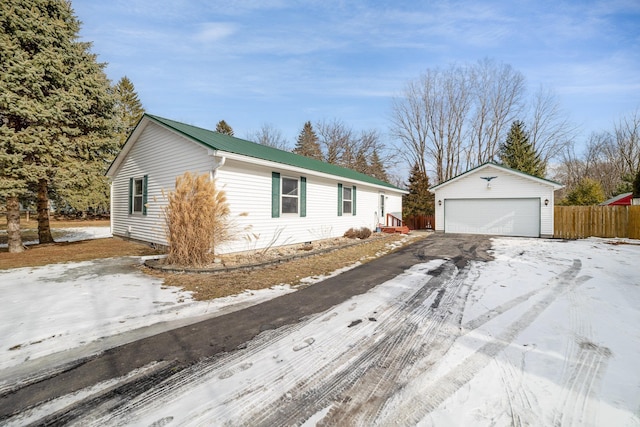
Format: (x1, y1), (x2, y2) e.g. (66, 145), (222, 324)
(429, 162), (563, 238)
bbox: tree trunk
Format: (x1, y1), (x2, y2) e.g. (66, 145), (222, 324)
(6, 196), (24, 253)
(37, 179), (54, 244)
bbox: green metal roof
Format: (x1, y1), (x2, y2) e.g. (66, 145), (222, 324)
(146, 114), (403, 191)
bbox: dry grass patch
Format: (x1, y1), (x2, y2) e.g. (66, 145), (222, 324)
(151, 234), (425, 301)
(0, 237), (162, 270)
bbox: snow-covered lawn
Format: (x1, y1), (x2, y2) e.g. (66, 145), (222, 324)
(0, 226), (112, 248)
(2, 235), (639, 426)
(0, 256), (296, 375)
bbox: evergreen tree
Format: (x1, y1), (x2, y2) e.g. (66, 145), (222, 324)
(354, 151), (368, 175)
(368, 150), (388, 181)
(0, 0), (116, 249)
(113, 76), (144, 147)
(561, 178), (606, 206)
(403, 163), (434, 216)
(498, 120), (545, 178)
(633, 169), (640, 198)
(293, 121), (323, 160)
(215, 120), (234, 136)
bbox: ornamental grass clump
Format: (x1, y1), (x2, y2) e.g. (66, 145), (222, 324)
(344, 227), (372, 240)
(164, 172), (231, 267)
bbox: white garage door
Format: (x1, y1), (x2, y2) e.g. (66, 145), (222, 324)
(444, 198), (540, 237)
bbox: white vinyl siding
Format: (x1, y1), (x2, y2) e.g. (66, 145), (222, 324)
(432, 164), (557, 237)
(110, 121), (406, 254)
(110, 122), (213, 246)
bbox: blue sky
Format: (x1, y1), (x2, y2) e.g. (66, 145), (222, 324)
(73, 0), (639, 168)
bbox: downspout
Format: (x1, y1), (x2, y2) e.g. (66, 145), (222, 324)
(210, 154), (226, 181)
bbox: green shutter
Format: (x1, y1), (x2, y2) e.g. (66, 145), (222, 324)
(142, 175), (148, 215)
(338, 183), (343, 216)
(300, 176), (307, 217)
(128, 177), (133, 214)
(352, 185), (356, 216)
(272, 172), (280, 218)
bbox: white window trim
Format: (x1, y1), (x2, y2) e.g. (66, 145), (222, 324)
(343, 186), (353, 215)
(281, 176), (299, 215)
(132, 177), (144, 214)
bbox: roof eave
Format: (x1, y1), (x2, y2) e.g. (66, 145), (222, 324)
(429, 162), (564, 192)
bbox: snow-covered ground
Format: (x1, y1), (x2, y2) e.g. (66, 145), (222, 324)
(0, 226), (112, 248)
(2, 234), (639, 426)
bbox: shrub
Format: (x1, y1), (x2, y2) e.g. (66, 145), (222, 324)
(344, 227), (372, 240)
(356, 227), (372, 239)
(164, 172), (231, 267)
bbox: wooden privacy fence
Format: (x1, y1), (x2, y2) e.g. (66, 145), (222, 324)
(554, 205), (640, 239)
(404, 215), (435, 230)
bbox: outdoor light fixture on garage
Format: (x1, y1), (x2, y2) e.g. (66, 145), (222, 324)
(438, 200), (442, 206)
(544, 199), (549, 206)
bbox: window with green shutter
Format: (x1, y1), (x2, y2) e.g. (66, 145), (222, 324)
(273, 173), (307, 218)
(300, 177), (307, 217)
(340, 184), (354, 215)
(130, 176), (148, 215)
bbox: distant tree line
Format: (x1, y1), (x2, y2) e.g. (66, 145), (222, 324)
(553, 109), (640, 204)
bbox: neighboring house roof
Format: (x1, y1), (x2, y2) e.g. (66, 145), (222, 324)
(108, 114), (404, 192)
(428, 162), (564, 191)
(599, 192), (633, 206)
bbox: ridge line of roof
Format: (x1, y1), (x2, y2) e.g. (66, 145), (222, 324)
(145, 114), (404, 191)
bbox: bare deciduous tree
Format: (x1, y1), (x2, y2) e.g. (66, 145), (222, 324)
(391, 59), (575, 184)
(528, 86), (576, 165)
(468, 58), (525, 168)
(315, 119), (391, 174)
(391, 66), (471, 182)
(553, 109), (640, 200)
(248, 123), (290, 151)
(613, 108), (640, 179)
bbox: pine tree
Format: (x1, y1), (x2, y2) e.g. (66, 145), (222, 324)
(215, 120), (234, 136)
(403, 163), (434, 216)
(293, 121), (323, 160)
(0, 0), (116, 249)
(354, 151), (368, 175)
(561, 178), (605, 206)
(632, 169), (640, 198)
(368, 150), (388, 181)
(113, 76), (144, 147)
(498, 120), (545, 178)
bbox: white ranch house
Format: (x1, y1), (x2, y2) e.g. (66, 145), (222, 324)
(106, 114), (406, 254)
(429, 162), (563, 238)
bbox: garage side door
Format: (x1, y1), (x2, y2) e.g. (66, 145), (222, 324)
(444, 198), (540, 237)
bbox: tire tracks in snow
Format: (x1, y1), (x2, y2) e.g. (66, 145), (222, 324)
(377, 259), (584, 426)
(553, 273), (611, 427)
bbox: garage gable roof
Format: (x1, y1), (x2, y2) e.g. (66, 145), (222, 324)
(429, 162), (563, 191)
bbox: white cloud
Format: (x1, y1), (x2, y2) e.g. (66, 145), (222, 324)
(194, 22), (238, 43)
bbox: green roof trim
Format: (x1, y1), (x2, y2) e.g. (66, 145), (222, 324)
(429, 161), (563, 191)
(146, 114), (402, 191)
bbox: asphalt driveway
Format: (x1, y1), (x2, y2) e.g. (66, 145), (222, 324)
(0, 233), (493, 422)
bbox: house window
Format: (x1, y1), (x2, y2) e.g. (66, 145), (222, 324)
(343, 186), (352, 214)
(281, 177), (299, 214)
(337, 184), (356, 216)
(128, 175), (148, 215)
(133, 178), (144, 213)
